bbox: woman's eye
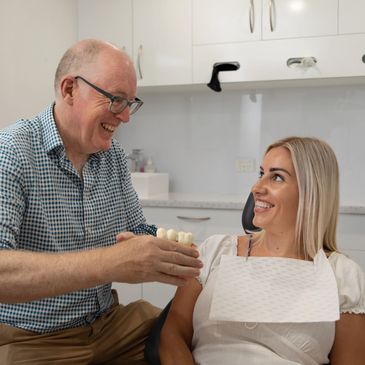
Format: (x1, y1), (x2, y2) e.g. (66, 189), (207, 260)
(258, 171), (264, 178)
(272, 174), (284, 182)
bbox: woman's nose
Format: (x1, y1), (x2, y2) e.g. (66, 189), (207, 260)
(252, 177), (266, 194)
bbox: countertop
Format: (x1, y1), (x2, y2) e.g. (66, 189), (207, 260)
(139, 193), (365, 215)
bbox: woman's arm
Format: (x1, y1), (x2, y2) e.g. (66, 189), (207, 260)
(160, 277), (202, 365)
(330, 313), (365, 365)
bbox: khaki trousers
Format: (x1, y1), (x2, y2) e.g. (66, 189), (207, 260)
(0, 294), (161, 365)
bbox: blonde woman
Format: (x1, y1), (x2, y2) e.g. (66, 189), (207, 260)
(160, 137), (365, 365)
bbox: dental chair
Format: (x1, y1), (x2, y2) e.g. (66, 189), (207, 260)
(144, 193), (259, 365)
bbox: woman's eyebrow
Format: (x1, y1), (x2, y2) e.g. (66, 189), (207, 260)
(269, 167), (291, 176)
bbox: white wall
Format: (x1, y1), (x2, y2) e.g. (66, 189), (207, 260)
(0, 0), (78, 128)
(117, 84), (365, 207)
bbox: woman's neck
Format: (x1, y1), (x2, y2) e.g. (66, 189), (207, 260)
(252, 230), (305, 259)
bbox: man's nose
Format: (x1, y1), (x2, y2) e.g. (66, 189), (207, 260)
(114, 107), (130, 123)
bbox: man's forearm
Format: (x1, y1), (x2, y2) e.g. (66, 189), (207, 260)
(0, 248), (110, 303)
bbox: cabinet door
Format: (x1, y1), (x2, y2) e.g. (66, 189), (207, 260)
(112, 283), (142, 305)
(193, 0), (262, 45)
(262, 0), (338, 40)
(339, 0), (365, 35)
(77, 0), (133, 56)
(337, 214), (365, 271)
(133, 0), (192, 86)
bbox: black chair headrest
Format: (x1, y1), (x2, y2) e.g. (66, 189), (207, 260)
(241, 192), (261, 234)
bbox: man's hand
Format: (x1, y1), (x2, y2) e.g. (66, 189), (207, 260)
(108, 233), (203, 286)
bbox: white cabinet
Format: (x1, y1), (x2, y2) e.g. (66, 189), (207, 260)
(337, 213), (365, 271)
(112, 282), (142, 305)
(194, 33), (365, 85)
(339, 0), (365, 35)
(193, 0), (338, 45)
(78, 0), (192, 87)
(193, 0), (262, 44)
(77, 0), (133, 56)
(133, 0), (192, 86)
(142, 206), (243, 308)
(261, 0), (338, 40)
(192, 0), (344, 86)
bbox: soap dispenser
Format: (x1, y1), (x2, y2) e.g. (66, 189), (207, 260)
(144, 157), (156, 173)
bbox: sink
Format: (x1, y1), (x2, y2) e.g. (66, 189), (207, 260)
(131, 172), (169, 198)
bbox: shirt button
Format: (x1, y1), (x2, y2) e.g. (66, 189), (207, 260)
(86, 314), (94, 323)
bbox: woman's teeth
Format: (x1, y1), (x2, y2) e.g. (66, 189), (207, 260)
(255, 200), (274, 209)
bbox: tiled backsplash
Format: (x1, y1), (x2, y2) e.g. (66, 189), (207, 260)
(117, 84), (365, 206)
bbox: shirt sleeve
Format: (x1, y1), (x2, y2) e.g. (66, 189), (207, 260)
(0, 140), (25, 250)
(329, 252), (365, 314)
(198, 234), (237, 286)
(132, 223), (157, 236)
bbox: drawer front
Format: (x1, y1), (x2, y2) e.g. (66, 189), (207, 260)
(143, 206), (243, 243)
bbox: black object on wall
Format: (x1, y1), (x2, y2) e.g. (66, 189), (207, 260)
(207, 61), (240, 92)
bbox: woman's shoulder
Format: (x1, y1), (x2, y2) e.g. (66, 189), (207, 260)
(198, 234), (239, 286)
(328, 252), (365, 314)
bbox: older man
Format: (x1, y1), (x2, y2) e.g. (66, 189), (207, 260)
(0, 39), (202, 364)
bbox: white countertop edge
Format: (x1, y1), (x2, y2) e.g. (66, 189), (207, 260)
(138, 193), (365, 215)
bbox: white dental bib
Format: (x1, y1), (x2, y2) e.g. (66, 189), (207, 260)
(209, 249), (339, 323)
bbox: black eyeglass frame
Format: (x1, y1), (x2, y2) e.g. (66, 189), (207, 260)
(75, 76), (143, 115)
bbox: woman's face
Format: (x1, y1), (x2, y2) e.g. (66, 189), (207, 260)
(251, 146), (299, 234)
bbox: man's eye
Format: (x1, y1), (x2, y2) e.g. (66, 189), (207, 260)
(113, 97), (127, 107)
(258, 171), (264, 178)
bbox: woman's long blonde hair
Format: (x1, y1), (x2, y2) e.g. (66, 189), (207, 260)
(265, 137), (339, 259)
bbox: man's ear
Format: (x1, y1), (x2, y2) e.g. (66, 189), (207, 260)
(59, 77), (76, 105)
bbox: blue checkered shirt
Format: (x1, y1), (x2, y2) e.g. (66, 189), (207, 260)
(0, 104), (156, 333)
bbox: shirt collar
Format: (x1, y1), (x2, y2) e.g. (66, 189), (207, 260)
(40, 103), (105, 161)
(40, 103), (64, 155)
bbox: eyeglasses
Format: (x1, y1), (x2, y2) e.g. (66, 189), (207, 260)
(75, 76), (143, 115)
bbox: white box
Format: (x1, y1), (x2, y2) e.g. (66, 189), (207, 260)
(131, 173), (169, 198)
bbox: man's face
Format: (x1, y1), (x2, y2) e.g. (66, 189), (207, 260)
(69, 49), (137, 156)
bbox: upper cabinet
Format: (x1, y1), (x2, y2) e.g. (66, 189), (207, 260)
(339, 0), (365, 35)
(193, 0), (338, 44)
(78, 0), (192, 87)
(133, 0), (192, 86)
(78, 0), (365, 88)
(261, 0), (337, 40)
(78, 0), (133, 56)
(193, 0), (262, 44)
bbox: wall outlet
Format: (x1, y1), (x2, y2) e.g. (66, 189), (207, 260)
(236, 158), (256, 173)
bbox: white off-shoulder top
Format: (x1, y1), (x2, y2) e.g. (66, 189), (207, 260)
(192, 235), (365, 365)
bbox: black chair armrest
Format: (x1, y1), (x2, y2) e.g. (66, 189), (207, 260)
(144, 300), (172, 365)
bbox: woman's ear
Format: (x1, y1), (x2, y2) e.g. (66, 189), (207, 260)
(59, 77), (75, 105)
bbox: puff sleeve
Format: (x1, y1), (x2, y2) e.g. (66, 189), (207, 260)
(329, 252), (365, 314)
(197, 234), (237, 286)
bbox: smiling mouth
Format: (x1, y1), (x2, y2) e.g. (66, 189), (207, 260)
(101, 123), (116, 133)
(255, 200), (274, 209)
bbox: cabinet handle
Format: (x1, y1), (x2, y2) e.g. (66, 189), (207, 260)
(177, 216), (211, 222)
(137, 44), (143, 79)
(269, 0), (276, 32)
(287, 57), (317, 68)
(249, 0), (255, 33)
